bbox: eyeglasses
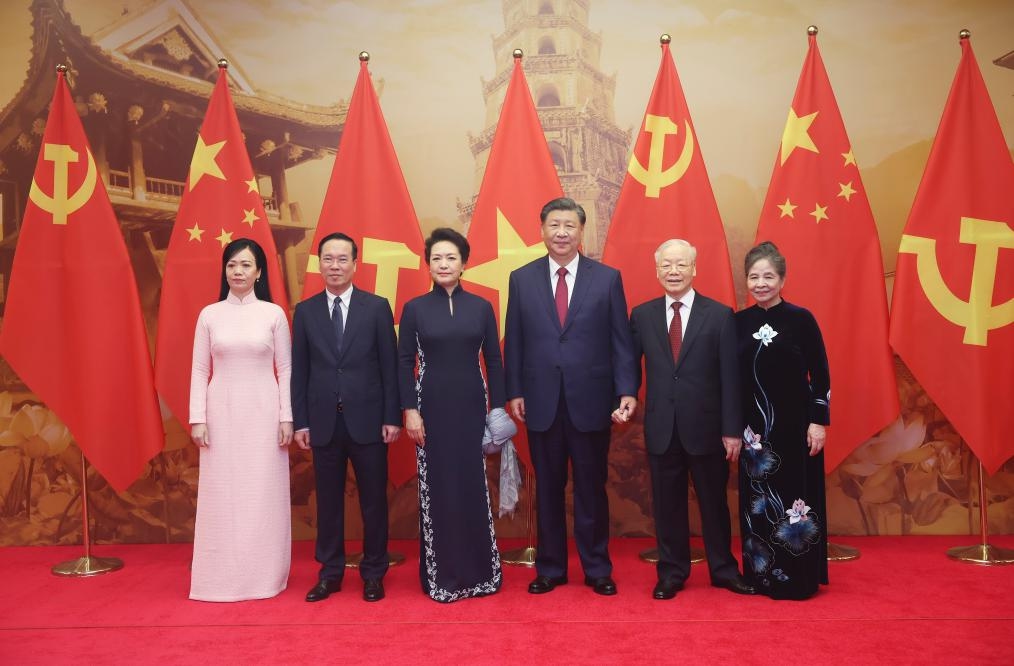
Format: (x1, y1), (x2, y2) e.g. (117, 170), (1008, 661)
(320, 256), (352, 266)
(657, 262), (693, 273)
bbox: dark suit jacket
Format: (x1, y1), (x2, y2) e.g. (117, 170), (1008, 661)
(630, 292), (741, 455)
(504, 254), (637, 433)
(291, 287), (400, 446)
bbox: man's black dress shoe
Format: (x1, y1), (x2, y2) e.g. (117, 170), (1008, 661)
(528, 575), (568, 594)
(363, 578), (385, 602)
(305, 578), (341, 602)
(584, 575), (617, 596)
(713, 576), (757, 595)
(652, 579), (683, 600)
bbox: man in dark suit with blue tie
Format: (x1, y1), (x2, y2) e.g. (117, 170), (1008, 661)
(629, 239), (755, 599)
(291, 232), (401, 603)
(504, 197), (638, 596)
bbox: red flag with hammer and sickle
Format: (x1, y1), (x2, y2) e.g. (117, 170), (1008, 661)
(890, 35), (1014, 474)
(602, 37), (736, 311)
(0, 69), (163, 491)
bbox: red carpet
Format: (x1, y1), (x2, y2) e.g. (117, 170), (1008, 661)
(2, 536), (1013, 664)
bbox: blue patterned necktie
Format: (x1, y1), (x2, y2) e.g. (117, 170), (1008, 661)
(333, 297), (344, 353)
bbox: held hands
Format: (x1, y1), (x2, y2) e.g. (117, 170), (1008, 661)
(382, 424), (401, 444)
(509, 398), (525, 422)
(611, 395), (638, 424)
(807, 423), (826, 456)
(722, 436), (742, 463)
(294, 430), (311, 450)
(190, 423), (209, 448)
(279, 421), (293, 447)
(405, 409), (425, 447)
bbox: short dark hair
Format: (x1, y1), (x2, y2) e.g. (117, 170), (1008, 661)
(219, 238), (272, 302)
(425, 227), (470, 263)
(744, 241), (786, 279)
(540, 197), (586, 226)
(318, 232), (358, 260)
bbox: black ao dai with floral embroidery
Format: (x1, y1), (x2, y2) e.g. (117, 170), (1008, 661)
(398, 284), (504, 602)
(735, 301), (830, 600)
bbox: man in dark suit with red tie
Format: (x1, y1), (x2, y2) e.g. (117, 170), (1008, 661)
(291, 232), (401, 603)
(629, 239), (756, 599)
(504, 197), (638, 596)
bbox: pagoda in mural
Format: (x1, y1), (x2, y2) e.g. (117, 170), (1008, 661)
(460, 0), (629, 256)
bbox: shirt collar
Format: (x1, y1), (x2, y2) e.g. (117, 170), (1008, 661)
(665, 288), (696, 311)
(326, 284), (353, 308)
(549, 254), (580, 277)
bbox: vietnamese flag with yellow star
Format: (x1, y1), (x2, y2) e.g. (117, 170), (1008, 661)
(602, 37), (735, 310)
(155, 66), (290, 431)
(890, 36), (1014, 474)
(755, 30), (898, 471)
(461, 53), (563, 468)
(0, 69), (163, 491)
(304, 55), (429, 486)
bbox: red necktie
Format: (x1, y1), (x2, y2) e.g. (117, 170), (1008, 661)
(669, 301), (682, 362)
(555, 267), (569, 326)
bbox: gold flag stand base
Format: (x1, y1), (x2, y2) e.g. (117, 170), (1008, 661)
(501, 546), (537, 566)
(638, 547), (705, 564)
(52, 555), (124, 577)
(946, 543), (1014, 566)
(345, 551), (406, 568)
(827, 541), (860, 561)
(947, 460), (1014, 566)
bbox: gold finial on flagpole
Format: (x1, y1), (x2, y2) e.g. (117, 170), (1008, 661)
(660, 34), (671, 45)
(217, 59), (228, 69)
(55, 63), (68, 73)
(959, 29), (971, 40)
(359, 51), (370, 62)
(807, 25), (818, 36)
(513, 48), (523, 60)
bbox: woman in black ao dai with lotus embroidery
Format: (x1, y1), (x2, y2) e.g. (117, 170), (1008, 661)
(399, 228), (505, 602)
(736, 242), (830, 600)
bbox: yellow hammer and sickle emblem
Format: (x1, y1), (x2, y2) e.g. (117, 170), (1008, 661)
(28, 143), (98, 225)
(627, 114), (695, 198)
(898, 216), (1014, 346)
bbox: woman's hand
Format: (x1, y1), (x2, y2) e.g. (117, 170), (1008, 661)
(806, 423), (826, 456)
(191, 423), (209, 448)
(279, 421), (294, 447)
(405, 409), (425, 447)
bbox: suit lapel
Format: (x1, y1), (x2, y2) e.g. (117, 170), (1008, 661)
(675, 296), (710, 370)
(314, 290), (340, 363)
(562, 255), (593, 333)
(648, 297), (673, 369)
(339, 287), (366, 360)
(534, 256), (563, 331)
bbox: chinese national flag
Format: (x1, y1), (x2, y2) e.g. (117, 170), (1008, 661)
(155, 66), (290, 431)
(755, 31), (899, 472)
(304, 56), (429, 486)
(890, 36), (1014, 474)
(0, 70), (163, 491)
(462, 53), (564, 468)
(602, 38), (735, 310)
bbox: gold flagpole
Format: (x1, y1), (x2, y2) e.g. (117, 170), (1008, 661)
(501, 464), (537, 565)
(947, 458), (1014, 565)
(51, 451), (123, 576)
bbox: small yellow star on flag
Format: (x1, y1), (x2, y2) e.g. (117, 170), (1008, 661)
(242, 208), (259, 227)
(838, 182), (857, 202)
(842, 150), (857, 167)
(186, 222), (204, 242)
(780, 108), (819, 165)
(809, 203), (829, 224)
(188, 136), (227, 190)
(246, 177), (259, 194)
(216, 228), (234, 247)
(777, 198), (797, 218)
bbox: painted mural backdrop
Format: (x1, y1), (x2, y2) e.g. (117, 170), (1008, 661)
(0, 0), (1012, 546)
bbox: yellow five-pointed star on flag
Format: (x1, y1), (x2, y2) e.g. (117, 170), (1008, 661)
(809, 203), (829, 223)
(842, 150), (857, 167)
(186, 222), (204, 242)
(242, 208), (259, 226)
(246, 177), (259, 194)
(463, 208), (546, 338)
(780, 108), (819, 165)
(777, 198), (797, 218)
(188, 136), (226, 190)
(838, 181), (857, 201)
(215, 228), (233, 247)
